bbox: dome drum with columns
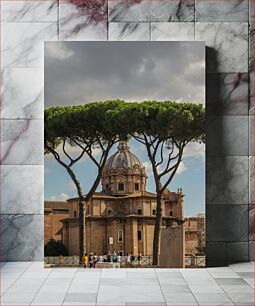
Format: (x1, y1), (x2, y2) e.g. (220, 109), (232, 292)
(101, 141), (147, 195)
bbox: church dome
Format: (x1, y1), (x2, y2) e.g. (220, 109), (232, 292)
(101, 141), (146, 195)
(104, 141), (143, 174)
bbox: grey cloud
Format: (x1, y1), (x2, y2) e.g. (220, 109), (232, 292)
(44, 41), (205, 107)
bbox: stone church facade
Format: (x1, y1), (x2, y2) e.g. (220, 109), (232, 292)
(59, 141), (184, 256)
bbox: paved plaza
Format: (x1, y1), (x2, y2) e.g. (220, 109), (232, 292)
(0, 262), (254, 305)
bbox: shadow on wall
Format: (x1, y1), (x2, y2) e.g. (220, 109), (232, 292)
(205, 46), (250, 266)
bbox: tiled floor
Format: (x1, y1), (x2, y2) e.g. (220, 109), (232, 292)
(0, 262), (254, 305)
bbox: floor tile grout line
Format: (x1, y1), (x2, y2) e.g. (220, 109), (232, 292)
(154, 268), (167, 306)
(61, 267), (79, 305)
(179, 268), (201, 306)
(207, 267), (247, 306)
(1, 261), (33, 297)
(29, 265), (54, 305)
(95, 268), (102, 305)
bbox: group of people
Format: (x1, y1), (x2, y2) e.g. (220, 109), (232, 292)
(83, 251), (143, 268)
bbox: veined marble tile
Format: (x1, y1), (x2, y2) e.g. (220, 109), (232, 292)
(249, 156), (254, 205)
(1, 0), (58, 22)
(206, 242), (227, 266)
(1, 22), (58, 68)
(1, 165), (43, 214)
(59, 1), (107, 40)
(109, 22), (150, 41)
(108, 0), (195, 22)
(250, 0), (254, 21)
(206, 156), (249, 205)
(249, 241), (254, 261)
(249, 204), (255, 241)
(1, 68), (43, 119)
(249, 25), (254, 114)
(0, 119), (43, 165)
(196, 0), (248, 22)
(227, 242), (250, 262)
(249, 71), (254, 115)
(206, 116), (248, 156)
(0, 214), (43, 262)
(151, 22), (194, 40)
(206, 73), (249, 116)
(206, 204), (249, 242)
(249, 116), (254, 155)
(195, 22), (248, 73)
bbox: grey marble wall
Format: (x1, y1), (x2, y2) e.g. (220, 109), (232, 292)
(0, 0), (253, 265)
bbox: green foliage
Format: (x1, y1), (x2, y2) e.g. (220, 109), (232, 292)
(45, 100), (128, 152)
(45, 100), (205, 152)
(107, 101), (205, 143)
(44, 239), (68, 256)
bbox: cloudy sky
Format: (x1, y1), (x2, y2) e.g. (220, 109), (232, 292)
(45, 41), (205, 217)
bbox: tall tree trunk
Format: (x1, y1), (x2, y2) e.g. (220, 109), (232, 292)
(152, 192), (162, 266)
(65, 167), (85, 265)
(78, 199), (84, 265)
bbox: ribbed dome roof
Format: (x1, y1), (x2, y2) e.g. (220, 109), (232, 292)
(104, 141), (143, 173)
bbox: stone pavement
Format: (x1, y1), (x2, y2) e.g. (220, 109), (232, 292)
(0, 262), (254, 305)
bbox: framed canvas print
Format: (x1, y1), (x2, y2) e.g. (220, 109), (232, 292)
(44, 41), (205, 269)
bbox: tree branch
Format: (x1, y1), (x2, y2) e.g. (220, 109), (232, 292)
(161, 145), (184, 192)
(71, 137), (100, 168)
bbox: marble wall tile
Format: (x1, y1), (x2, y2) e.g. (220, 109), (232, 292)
(1, 165), (43, 214)
(151, 22), (194, 40)
(249, 116), (254, 155)
(227, 242), (249, 262)
(0, 215), (43, 262)
(1, 22), (58, 68)
(1, 68), (43, 119)
(206, 242), (227, 266)
(59, 1), (107, 40)
(0, 120), (43, 165)
(206, 156), (249, 205)
(249, 241), (254, 260)
(249, 25), (254, 114)
(250, 0), (254, 21)
(206, 204), (249, 242)
(248, 205), (254, 241)
(195, 22), (248, 73)
(108, 0), (195, 22)
(2, 0), (58, 22)
(249, 156), (254, 205)
(206, 116), (248, 156)
(206, 73), (249, 116)
(109, 22), (150, 40)
(249, 71), (254, 115)
(196, 0), (248, 22)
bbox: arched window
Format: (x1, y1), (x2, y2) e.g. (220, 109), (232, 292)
(137, 209), (142, 215)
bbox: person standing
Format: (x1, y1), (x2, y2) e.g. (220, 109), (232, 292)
(99, 254), (103, 263)
(125, 253), (130, 268)
(93, 253), (98, 268)
(137, 252), (142, 268)
(83, 253), (88, 268)
(130, 253), (135, 268)
(117, 252), (121, 266)
(112, 251), (117, 263)
(89, 253), (93, 268)
(107, 251), (111, 262)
